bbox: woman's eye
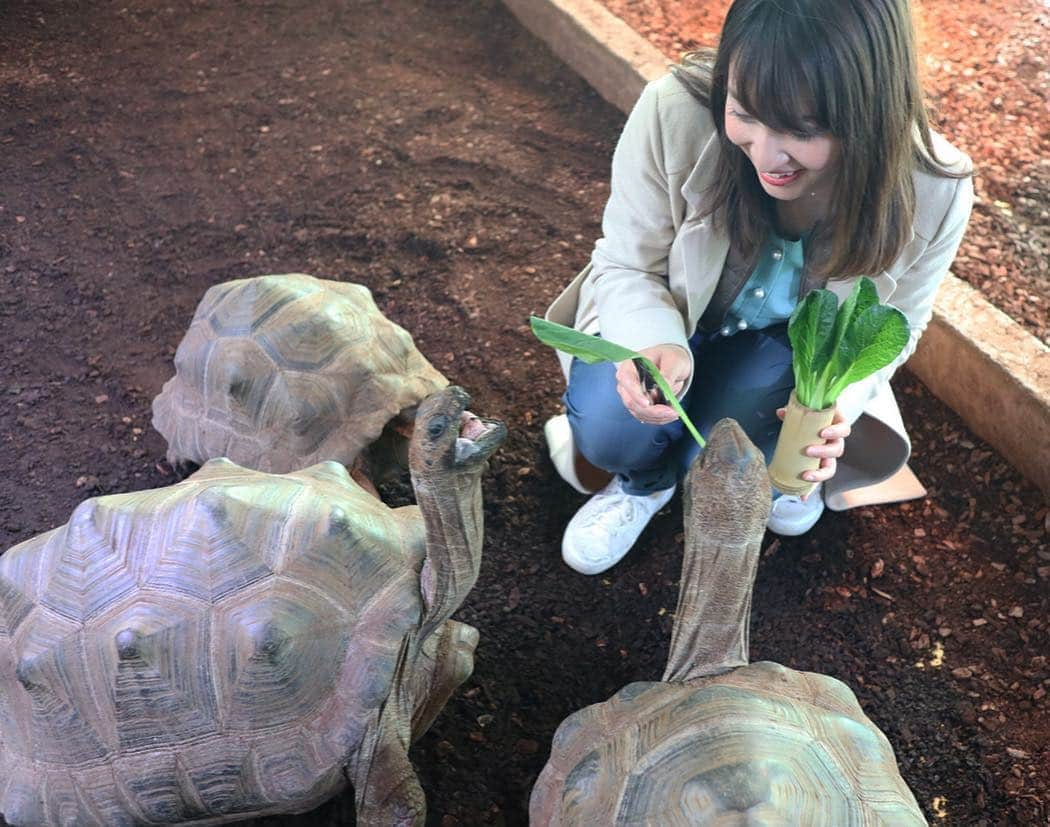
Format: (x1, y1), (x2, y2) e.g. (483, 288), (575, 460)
(730, 108), (756, 122)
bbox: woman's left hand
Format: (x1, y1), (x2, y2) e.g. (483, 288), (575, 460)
(776, 405), (851, 493)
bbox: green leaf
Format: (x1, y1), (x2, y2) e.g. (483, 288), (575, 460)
(787, 289), (837, 408)
(828, 277), (879, 359)
(529, 316), (705, 449)
(787, 277), (909, 409)
(825, 305), (910, 399)
(529, 316), (638, 364)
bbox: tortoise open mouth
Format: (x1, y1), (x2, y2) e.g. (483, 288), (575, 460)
(454, 410), (506, 465)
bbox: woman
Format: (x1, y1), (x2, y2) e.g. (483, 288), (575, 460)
(543, 0), (973, 575)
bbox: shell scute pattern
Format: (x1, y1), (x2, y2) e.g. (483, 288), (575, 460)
(153, 274), (448, 473)
(204, 276), (306, 338)
(200, 339), (277, 431)
(11, 625), (109, 767)
(254, 289), (366, 371)
(0, 458), (427, 823)
(531, 421), (926, 826)
(3, 385), (505, 824)
(90, 596), (217, 753)
(142, 490), (278, 604)
(112, 751), (211, 823)
(37, 500), (139, 623)
(545, 666), (925, 825)
(215, 587), (350, 732)
(0, 552), (39, 638)
(175, 744), (268, 817)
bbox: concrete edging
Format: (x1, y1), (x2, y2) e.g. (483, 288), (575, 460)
(502, 0), (1050, 496)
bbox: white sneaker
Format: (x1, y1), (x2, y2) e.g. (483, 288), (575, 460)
(562, 477), (676, 575)
(544, 414), (594, 494)
(767, 484), (825, 536)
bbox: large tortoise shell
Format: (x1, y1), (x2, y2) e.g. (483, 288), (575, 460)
(531, 661), (926, 826)
(152, 274), (447, 473)
(0, 458), (425, 825)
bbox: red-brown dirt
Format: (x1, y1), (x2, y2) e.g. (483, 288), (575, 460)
(601, 0), (1050, 344)
(0, 0), (1046, 825)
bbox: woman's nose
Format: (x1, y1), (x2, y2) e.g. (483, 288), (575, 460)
(751, 129), (790, 170)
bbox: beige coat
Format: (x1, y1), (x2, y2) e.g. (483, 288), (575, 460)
(546, 74), (974, 509)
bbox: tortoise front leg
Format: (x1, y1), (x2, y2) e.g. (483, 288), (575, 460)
(348, 641), (426, 827)
(409, 619), (479, 739)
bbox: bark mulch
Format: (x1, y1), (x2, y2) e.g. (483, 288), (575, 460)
(0, 0), (1046, 824)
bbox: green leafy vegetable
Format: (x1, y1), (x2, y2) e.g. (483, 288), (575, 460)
(529, 316), (705, 449)
(788, 277), (909, 410)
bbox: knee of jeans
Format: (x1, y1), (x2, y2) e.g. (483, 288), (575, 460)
(578, 422), (679, 473)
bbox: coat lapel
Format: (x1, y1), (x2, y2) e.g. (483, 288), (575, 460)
(676, 132), (731, 331)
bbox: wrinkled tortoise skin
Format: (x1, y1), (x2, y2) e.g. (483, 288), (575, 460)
(152, 273), (447, 473)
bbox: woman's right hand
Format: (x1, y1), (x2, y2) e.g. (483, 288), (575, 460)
(614, 344), (692, 425)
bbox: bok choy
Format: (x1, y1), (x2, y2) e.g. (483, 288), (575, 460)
(788, 277), (909, 410)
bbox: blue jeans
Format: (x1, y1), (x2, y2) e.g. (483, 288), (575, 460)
(564, 324), (795, 495)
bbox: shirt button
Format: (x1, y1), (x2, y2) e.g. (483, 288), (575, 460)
(720, 323), (734, 337)
(771, 249), (783, 261)
(736, 318), (749, 331)
(751, 287), (766, 299)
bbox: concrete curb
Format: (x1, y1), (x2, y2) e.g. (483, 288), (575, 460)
(503, 0), (1050, 496)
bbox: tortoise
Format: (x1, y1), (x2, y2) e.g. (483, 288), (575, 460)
(530, 419), (926, 826)
(152, 273), (447, 475)
(0, 385), (505, 826)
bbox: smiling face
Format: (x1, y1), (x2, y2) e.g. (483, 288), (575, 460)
(724, 72), (841, 206)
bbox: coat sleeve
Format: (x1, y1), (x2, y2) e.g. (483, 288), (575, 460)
(836, 170), (975, 424)
(587, 81), (692, 359)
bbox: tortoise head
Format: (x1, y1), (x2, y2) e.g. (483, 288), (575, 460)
(408, 386), (506, 476)
(685, 418), (771, 545)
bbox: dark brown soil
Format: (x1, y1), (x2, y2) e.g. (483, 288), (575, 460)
(0, 0), (1046, 825)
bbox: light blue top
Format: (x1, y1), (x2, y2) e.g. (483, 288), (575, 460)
(718, 233), (806, 336)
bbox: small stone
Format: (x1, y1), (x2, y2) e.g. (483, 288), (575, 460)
(955, 699), (977, 724)
(435, 740), (454, 757)
(476, 714), (494, 727)
(870, 558), (885, 578)
(1006, 747), (1030, 759)
(1008, 606), (1024, 618)
(94, 394), (109, 404)
(951, 667), (973, 679)
(979, 716), (1002, 732)
(515, 738), (539, 755)
(467, 730), (485, 742)
(972, 618), (988, 627)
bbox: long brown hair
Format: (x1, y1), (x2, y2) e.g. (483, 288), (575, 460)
(671, 0), (970, 280)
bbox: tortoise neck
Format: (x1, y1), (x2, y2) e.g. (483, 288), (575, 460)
(661, 529), (762, 682)
(411, 465), (485, 640)
(662, 431), (770, 683)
